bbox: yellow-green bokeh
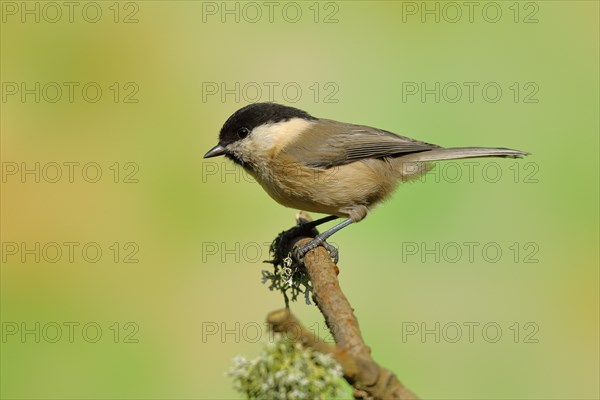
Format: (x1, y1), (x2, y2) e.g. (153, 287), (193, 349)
(1, 1), (598, 399)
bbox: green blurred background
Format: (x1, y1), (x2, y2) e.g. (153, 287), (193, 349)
(1, 1), (598, 399)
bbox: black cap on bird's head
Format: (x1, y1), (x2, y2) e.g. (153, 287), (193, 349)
(204, 102), (316, 158)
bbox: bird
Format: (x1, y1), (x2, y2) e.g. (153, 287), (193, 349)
(204, 102), (528, 262)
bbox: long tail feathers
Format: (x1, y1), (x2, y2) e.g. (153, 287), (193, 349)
(402, 147), (529, 162)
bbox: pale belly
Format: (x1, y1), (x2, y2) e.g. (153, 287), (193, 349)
(246, 159), (414, 218)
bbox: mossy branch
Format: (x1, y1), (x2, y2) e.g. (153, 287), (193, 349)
(265, 214), (418, 400)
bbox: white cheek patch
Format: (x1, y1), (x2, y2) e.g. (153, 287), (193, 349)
(240, 118), (314, 161)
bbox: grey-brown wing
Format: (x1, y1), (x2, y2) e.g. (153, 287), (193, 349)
(282, 119), (440, 168)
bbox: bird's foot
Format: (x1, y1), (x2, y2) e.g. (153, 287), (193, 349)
(293, 237), (339, 264)
(322, 241), (339, 264)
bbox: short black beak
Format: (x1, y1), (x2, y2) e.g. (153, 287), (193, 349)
(204, 144), (226, 158)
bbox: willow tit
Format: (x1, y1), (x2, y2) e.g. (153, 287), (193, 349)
(204, 102), (528, 261)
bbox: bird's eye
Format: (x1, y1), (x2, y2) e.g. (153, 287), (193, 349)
(237, 127), (250, 139)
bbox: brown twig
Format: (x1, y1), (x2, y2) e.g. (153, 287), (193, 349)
(266, 215), (418, 400)
(267, 308), (359, 379)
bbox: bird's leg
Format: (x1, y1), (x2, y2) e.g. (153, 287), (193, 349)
(294, 218), (354, 263)
(301, 214), (338, 229)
